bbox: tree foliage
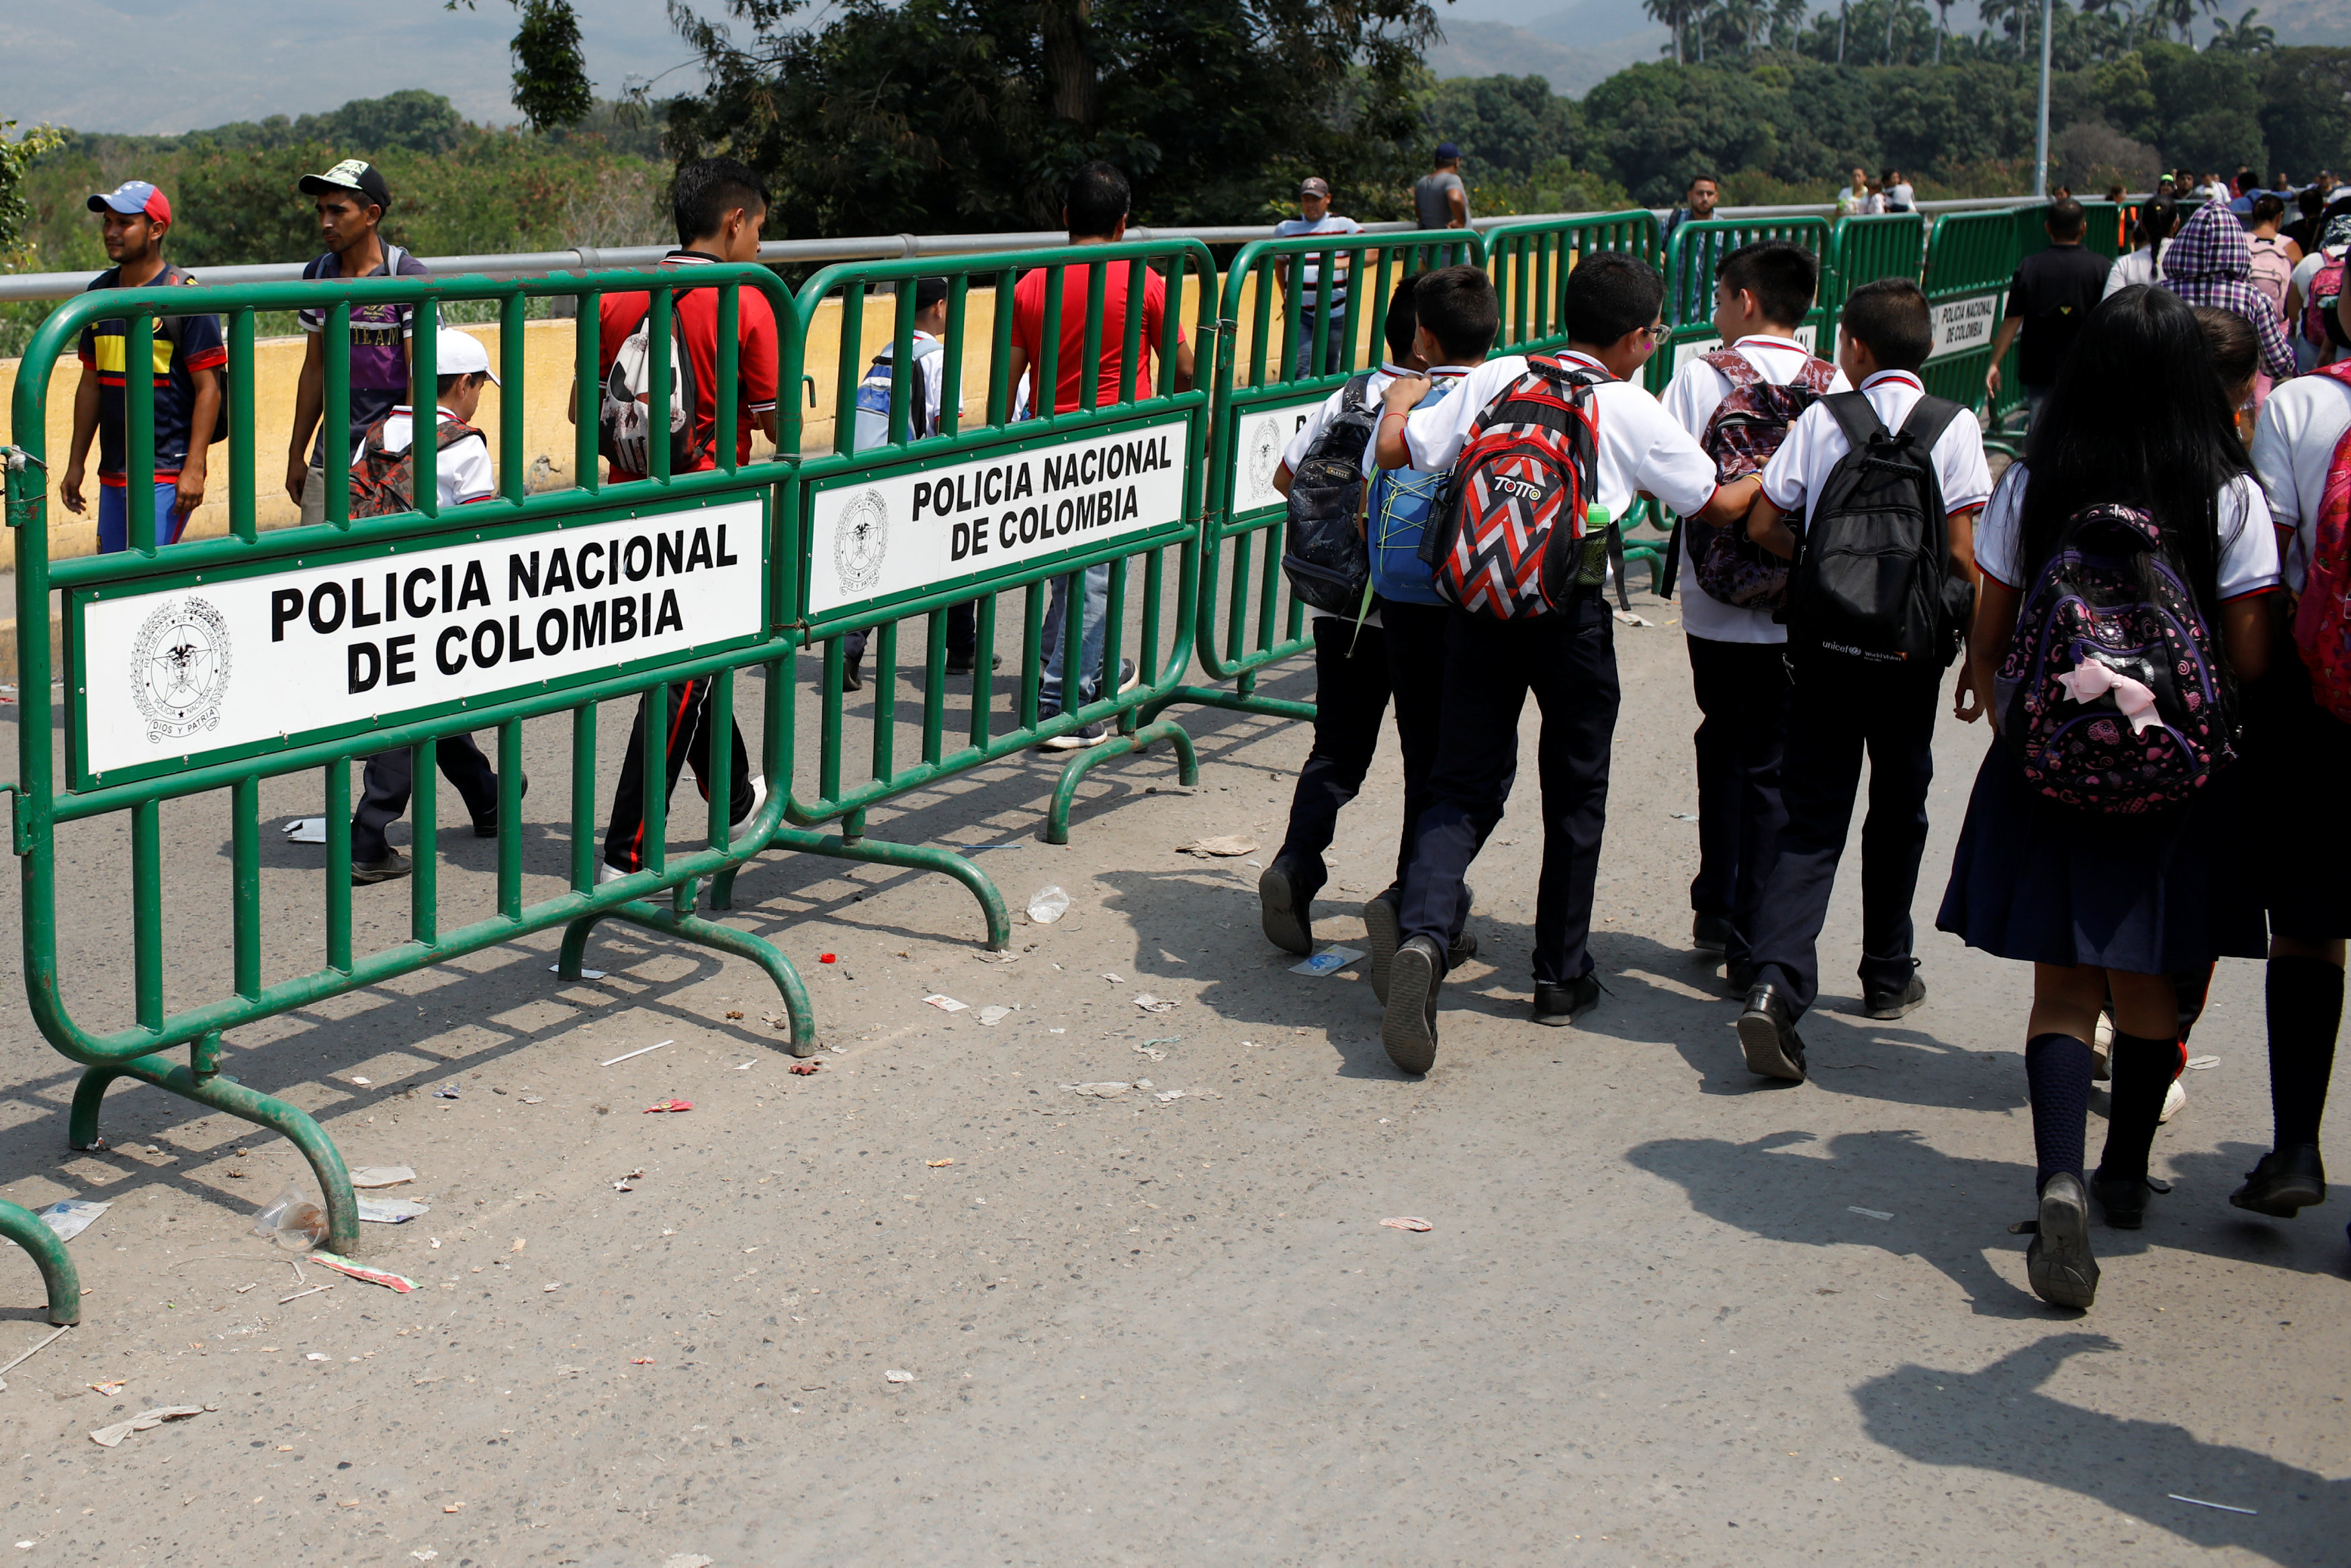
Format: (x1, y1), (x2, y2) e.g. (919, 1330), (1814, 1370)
(659, 0), (1441, 234)
(1, 120), (69, 258)
(511, 0), (596, 133)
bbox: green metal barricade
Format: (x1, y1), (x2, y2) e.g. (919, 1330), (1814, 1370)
(1170, 229), (1478, 723)
(773, 240), (1220, 879)
(1485, 210), (1660, 359)
(0, 1198), (79, 1324)
(1920, 209), (2019, 424)
(6, 263), (812, 1261)
(1824, 212), (1927, 316)
(1650, 216), (1836, 395)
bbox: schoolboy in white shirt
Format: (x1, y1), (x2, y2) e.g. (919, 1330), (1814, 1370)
(1367, 252), (1762, 1072)
(1736, 278), (1992, 1082)
(1659, 240), (1849, 994)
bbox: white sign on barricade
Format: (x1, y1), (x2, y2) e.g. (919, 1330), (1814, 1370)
(1927, 292), (2003, 361)
(803, 418), (1188, 618)
(73, 498), (765, 782)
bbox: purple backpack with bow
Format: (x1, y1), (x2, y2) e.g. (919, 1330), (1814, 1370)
(1997, 502), (2237, 814)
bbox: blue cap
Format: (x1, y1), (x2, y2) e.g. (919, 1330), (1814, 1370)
(1435, 142), (1460, 162)
(87, 181), (171, 223)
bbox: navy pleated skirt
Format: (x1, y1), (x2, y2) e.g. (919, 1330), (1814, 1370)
(1936, 734), (2266, 972)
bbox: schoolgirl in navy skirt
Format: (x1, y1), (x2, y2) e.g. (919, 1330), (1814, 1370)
(1938, 285), (2280, 1310)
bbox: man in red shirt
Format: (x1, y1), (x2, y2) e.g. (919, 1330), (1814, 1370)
(1005, 162), (1194, 747)
(586, 158), (775, 878)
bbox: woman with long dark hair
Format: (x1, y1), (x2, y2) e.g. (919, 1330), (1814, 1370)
(1939, 285), (2280, 1310)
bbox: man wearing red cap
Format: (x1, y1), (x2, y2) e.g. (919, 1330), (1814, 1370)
(60, 180), (225, 551)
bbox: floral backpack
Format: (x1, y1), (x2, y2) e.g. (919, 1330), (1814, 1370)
(1689, 346), (1838, 610)
(1998, 501), (2236, 814)
(2289, 361), (2351, 720)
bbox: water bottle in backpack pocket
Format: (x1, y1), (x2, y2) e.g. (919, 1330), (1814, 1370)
(598, 296), (703, 475)
(1280, 372), (1378, 616)
(1786, 391), (1971, 668)
(1998, 502), (2237, 813)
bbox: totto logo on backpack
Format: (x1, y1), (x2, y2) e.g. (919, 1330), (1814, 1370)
(2287, 361), (2351, 719)
(349, 416), (484, 518)
(1280, 372), (1380, 616)
(599, 297), (704, 475)
(1785, 390), (1971, 668)
(852, 337), (944, 453)
(1417, 355), (1605, 619)
(1690, 347), (1836, 610)
(1999, 502), (2237, 813)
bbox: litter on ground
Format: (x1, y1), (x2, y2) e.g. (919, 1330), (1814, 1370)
(1848, 1206), (1895, 1220)
(1290, 946), (1364, 977)
(2186, 1055), (2220, 1070)
(357, 1198), (430, 1224)
(1133, 993), (1177, 1013)
(789, 1062), (823, 1076)
(1026, 886), (1070, 923)
(547, 965), (608, 980)
(36, 1199), (109, 1242)
(978, 1006), (1012, 1025)
(644, 1099), (693, 1114)
(349, 1167), (416, 1188)
(89, 1405), (206, 1447)
(307, 1252), (416, 1293)
(885, 1369), (914, 1383)
(1176, 835), (1257, 858)
(922, 995), (970, 1013)
(1380, 1217), (1433, 1232)
(1064, 1082), (1132, 1099)
(600, 1039), (674, 1067)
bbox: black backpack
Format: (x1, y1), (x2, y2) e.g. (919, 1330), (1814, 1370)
(1784, 391), (1974, 671)
(1280, 372), (1380, 616)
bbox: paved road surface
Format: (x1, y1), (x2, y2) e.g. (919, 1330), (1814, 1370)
(0, 590), (2342, 1565)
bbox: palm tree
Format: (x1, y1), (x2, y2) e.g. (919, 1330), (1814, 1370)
(1836, 0), (1849, 61)
(1646, 0), (1689, 62)
(2211, 4), (2275, 48)
(1933, 0), (1953, 62)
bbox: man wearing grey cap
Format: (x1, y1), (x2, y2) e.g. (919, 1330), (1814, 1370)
(1274, 177), (1364, 378)
(286, 157), (431, 524)
(1415, 144), (1471, 232)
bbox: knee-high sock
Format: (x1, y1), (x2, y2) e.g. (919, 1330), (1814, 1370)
(2098, 1029), (2176, 1183)
(2267, 955), (2345, 1150)
(2026, 1033), (2095, 1191)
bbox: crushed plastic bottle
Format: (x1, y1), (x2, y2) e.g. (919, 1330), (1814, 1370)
(1026, 885), (1070, 924)
(251, 1189), (328, 1251)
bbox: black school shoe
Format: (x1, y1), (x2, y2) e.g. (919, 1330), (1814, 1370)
(1366, 886), (1474, 1003)
(2091, 1168), (2167, 1230)
(352, 849), (412, 886)
(1736, 983), (1808, 1082)
(1257, 854), (1322, 957)
(472, 774), (530, 839)
(2026, 1172), (2100, 1310)
(843, 655), (864, 693)
(1532, 973), (1600, 1027)
(944, 652), (1004, 676)
(2229, 1144), (2327, 1217)
(1692, 913), (1732, 955)
(1863, 972), (1928, 1021)
(1381, 935), (1444, 1075)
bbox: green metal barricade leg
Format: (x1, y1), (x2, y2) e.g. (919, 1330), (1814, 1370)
(0, 1199), (81, 1326)
(764, 825), (1012, 951)
(563, 894), (819, 1056)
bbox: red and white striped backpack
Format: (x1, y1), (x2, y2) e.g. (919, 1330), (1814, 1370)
(1418, 355), (1605, 619)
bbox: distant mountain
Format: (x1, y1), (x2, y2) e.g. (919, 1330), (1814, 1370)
(1425, 18), (1670, 97)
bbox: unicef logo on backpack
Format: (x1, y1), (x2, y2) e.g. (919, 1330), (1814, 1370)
(834, 488), (889, 596)
(129, 595), (232, 745)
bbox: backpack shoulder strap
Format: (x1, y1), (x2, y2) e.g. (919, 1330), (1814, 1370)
(1823, 389), (1888, 453)
(1898, 392), (1964, 451)
(435, 417), (484, 450)
(1701, 345), (1761, 387)
(1798, 357), (1839, 392)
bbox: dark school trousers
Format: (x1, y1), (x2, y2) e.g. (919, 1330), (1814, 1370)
(1746, 658), (1942, 1018)
(1397, 594), (1614, 986)
(1270, 601), (1447, 890)
(603, 677), (757, 874)
(842, 602), (975, 665)
(1687, 635), (1793, 969)
(351, 737), (498, 864)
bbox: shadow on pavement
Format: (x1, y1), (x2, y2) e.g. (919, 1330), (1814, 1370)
(1852, 1334), (2346, 1565)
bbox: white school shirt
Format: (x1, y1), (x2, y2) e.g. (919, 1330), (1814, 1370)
(1758, 368), (1994, 527)
(1399, 351), (1723, 523)
(355, 404), (495, 508)
(1972, 462), (2279, 599)
(2102, 246), (2166, 299)
(2252, 369), (2351, 592)
(1660, 335), (1853, 644)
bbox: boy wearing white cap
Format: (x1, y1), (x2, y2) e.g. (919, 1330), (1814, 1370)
(345, 326), (511, 885)
(351, 326), (499, 511)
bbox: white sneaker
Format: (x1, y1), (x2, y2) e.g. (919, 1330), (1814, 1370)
(730, 774), (768, 838)
(2160, 1076), (2187, 1123)
(1038, 721), (1112, 752)
(596, 860), (629, 885)
(2092, 1010), (2115, 1080)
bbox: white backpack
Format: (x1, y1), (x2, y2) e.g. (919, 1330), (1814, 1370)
(598, 296), (703, 474)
